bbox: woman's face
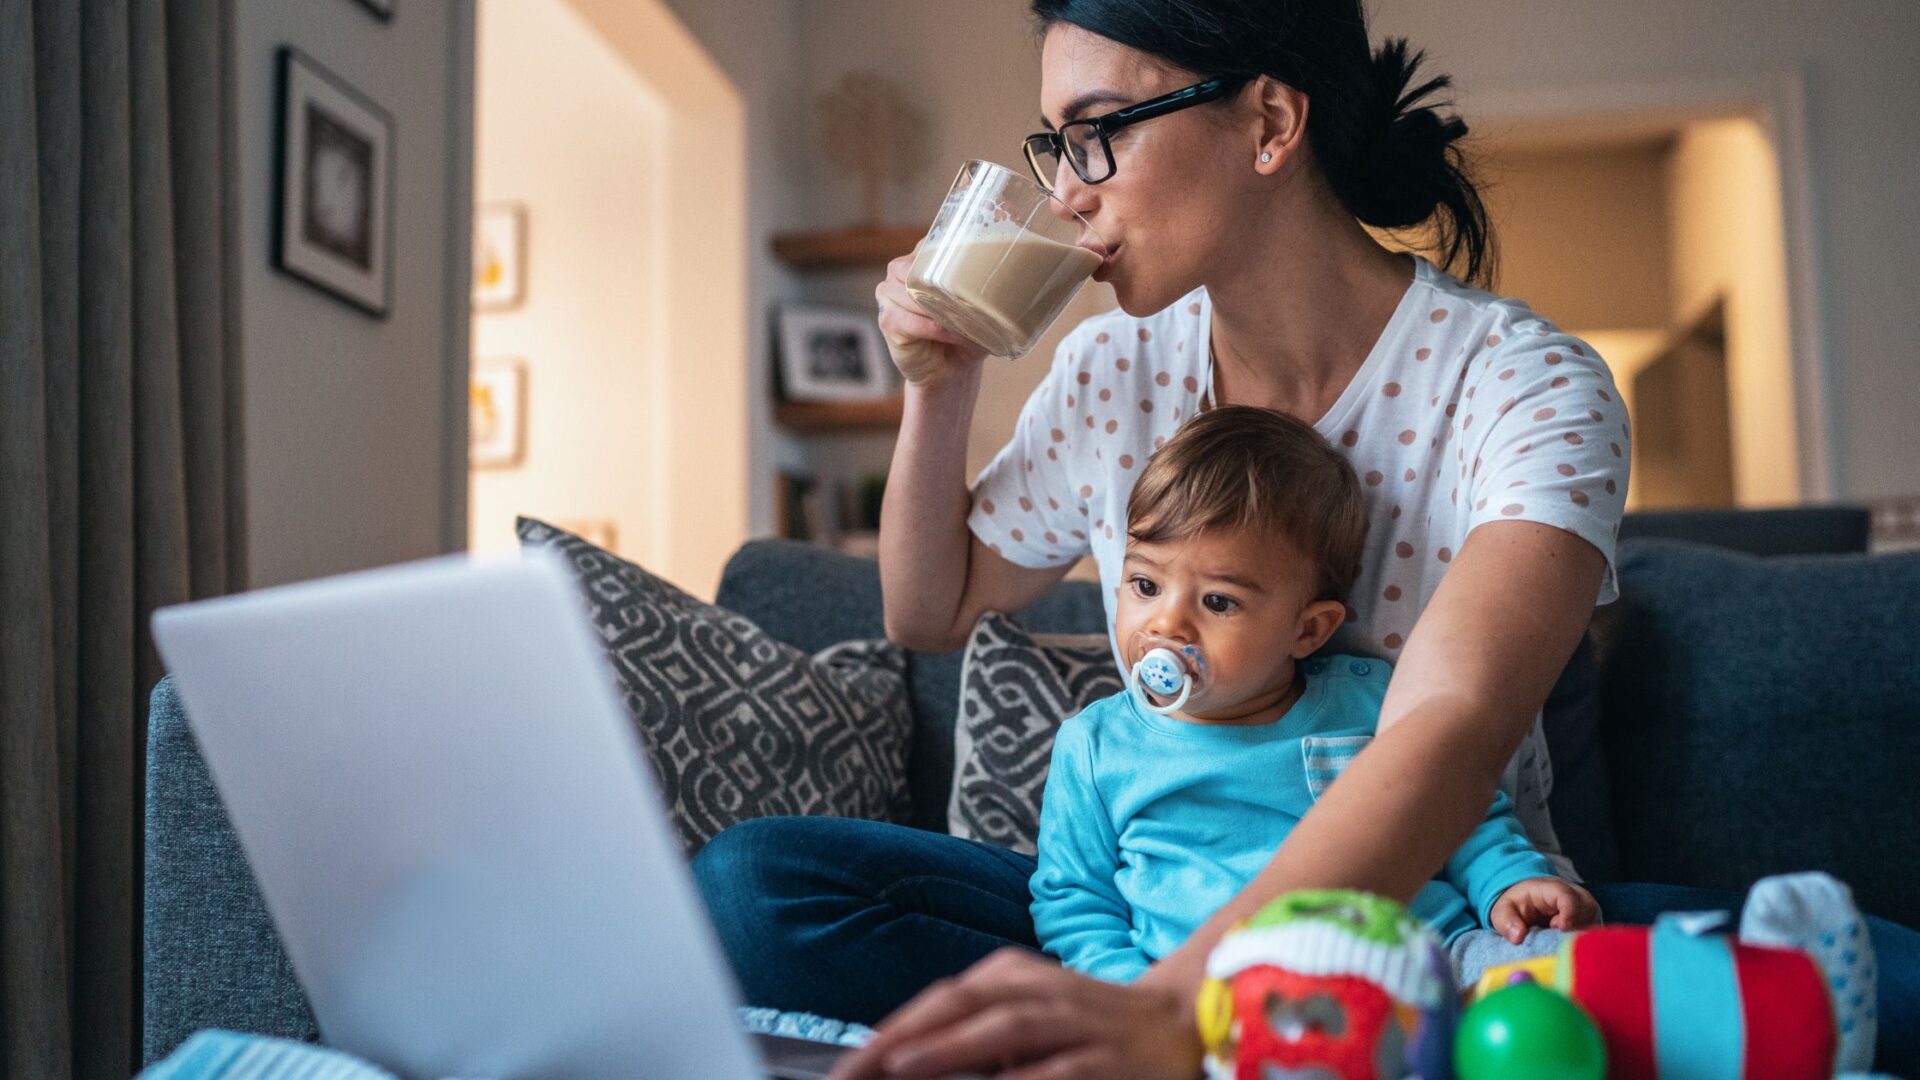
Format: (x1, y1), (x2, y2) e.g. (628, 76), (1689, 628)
(1038, 25), (1271, 316)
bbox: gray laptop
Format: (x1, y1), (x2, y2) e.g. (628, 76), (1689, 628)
(152, 550), (854, 1080)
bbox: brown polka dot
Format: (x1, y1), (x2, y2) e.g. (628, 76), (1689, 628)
(1383, 382), (1403, 398)
(1183, 376), (1200, 393)
(1188, 302), (1202, 315)
(1097, 388), (1111, 402)
(1497, 398), (1516, 416)
(1079, 484), (1093, 498)
(1597, 389), (1612, 402)
(1011, 528), (1025, 541)
(1051, 428), (1065, 442)
(1430, 308), (1449, 323)
(1431, 396), (1440, 406)
(1487, 335), (1503, 347)
(1066, 394), (1076, 408)
(1533, 407), (1557, 422)
(1104, 524), (1114, 539)
(1138, 328), (1152, 342)
(1570, 490), (1590, 507)
(1622, 423), (1630, 438)
(1466, 387), (1477, 399)
(1391, 505), (1402, 519)
(1445, 403), (1458, 418)
(1342, 430), (1360, 447)
(1173, 408), (1181, 419)
(1589, 409), (1604, 422)
(1501, 503), (1524, 516)
(1365, 470), (1383, 486)
(1076, 371), (1091, 385)
(1384, 633), (1405, 650)
(1154, 436), (1166, 450)
(1119, 454), (1134, 469)
(1095, 333), (1110, 344)
(1518, 442), (1533, 453)
(1450, 487), (1457, 504)
(1019, 496), (1034, 511)
(1398, 429), (1417, 445)
(1571, 344), (1585, 356)
(989, 542), (1002, 555)
(1078, 504), (1088, 516)
(1545, 352), (1563, 366)
(1464, 414), (1475, 430)
(1140, 399), (1154, 413)
(1472, 456), (1483, 476)
(1026, 460), (1034, 472)
(1476, 498), (1489, 510)
(1384, 585), (1403, 601)
(1431, 436), (1440, 448)
(1610, 442), (1622, 458)
(1605, 479), (1617, 494)
(1415, 347), (1432, 361)
(1048, 497), (1060, 511)
(1564, 432), (1584, 445)
(1071, 529), (1086, 540)
(1105, 419), (1118, 434)
(1155, 371), (1171, 387)
(1116, 357), (1131, 372)
(1551, 376), (1571, 389)
(1498, 369), (1516, 381)
(1045, 531), (1057, 543)
(1557, 463), (1576, 477)
(1395, 541), (1415, 558)
(1085, 415), (1095, 428)
(1509, 480), (1528, 488)
(982, 499), (996, 514)
(1437, 547), (1453, 563)
(1047, 447), (1058, 460)
(1404, 468), (1417, 482)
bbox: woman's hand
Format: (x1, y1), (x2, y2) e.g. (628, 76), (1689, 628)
(1488, 877), (1601, 943)
(825, 948), (1203, 1080)
(875, 248), (989, 387)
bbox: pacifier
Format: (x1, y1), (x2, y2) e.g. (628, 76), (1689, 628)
(1128, 639), (1205, 715)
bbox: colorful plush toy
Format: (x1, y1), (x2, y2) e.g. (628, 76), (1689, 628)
(1197, 889), (1458, 1080)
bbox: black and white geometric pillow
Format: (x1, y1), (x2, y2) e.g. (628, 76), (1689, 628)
(517, 517), (912, 854)
(950, 612), (1124, 854)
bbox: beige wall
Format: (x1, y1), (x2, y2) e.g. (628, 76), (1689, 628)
(1666, 118), (1799, 506)
(470, 2), (669, 561)
(234, 2), (471, 587)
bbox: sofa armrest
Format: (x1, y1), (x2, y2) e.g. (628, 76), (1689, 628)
(143, 676), (318, 1064)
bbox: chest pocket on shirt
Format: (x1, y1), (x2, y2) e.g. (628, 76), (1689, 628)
(1301, 735), (1372, 802)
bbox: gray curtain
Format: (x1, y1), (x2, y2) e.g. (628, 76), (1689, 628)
(1, 0), (245, 1075)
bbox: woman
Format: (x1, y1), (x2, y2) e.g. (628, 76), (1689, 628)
(694, 3), (1916, 1077)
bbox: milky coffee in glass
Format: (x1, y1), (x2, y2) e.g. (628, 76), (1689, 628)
(906, 160), (1105, 360)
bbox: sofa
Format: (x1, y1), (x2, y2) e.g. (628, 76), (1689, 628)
(142, 522), (1920, 1069)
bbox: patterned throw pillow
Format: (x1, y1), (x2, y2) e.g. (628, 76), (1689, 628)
(950, 612), (1124, 853)
(517, 517), (912, 854)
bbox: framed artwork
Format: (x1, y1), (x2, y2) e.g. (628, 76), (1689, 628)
(471, 359), (528, 469)
(473, 203), (527, 311)
(273, 48), (394, 317)
(777, 305), (893, 402)
(354, 0), (395, 19)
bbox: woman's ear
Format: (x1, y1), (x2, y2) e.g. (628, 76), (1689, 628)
(1291, 598), (1347, 658)
(1253, 76), (1311, 174)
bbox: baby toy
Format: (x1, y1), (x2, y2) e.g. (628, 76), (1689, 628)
(1453, 972), (1606, 1080)
(1197, 889), (1458, 1080)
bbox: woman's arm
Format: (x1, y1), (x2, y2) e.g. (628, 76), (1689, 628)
(830, 520), (1605, 1080)
(1139, 519), (1605, 995)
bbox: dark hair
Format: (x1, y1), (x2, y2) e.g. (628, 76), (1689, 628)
(1032, 0), (1497, 287)
(1126, 406), (1368, 603)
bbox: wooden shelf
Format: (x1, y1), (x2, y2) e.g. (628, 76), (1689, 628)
(771, 226), (925, 271)
(774, 396), (904, 433)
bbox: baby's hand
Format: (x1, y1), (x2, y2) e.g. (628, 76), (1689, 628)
(1488, 877), (1600, 943)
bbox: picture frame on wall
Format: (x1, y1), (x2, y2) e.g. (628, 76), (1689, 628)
(473, 203), (528, 312)
(471, 359), (528, 470)
(354, 0), (395, 19)
(273, 48), (394, 317)
(776, 304), (894, 402)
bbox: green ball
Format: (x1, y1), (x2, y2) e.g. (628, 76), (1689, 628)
(1454, 981), (1607, 1080)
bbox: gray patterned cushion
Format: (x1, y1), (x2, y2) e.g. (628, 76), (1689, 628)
(949, 612), (1124, 853)
(517, 517), (912, 853)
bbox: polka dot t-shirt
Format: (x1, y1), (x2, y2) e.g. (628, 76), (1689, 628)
(967, 255), (1631, 876)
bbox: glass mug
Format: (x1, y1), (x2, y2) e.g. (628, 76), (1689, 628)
(906, 159), (1107, 360)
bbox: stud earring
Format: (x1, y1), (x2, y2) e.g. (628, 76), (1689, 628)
(1260, 152), (1273, 163)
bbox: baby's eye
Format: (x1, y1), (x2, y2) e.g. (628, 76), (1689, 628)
(1203, 593), (1238, 615)
(1129, 575), (1159, 599)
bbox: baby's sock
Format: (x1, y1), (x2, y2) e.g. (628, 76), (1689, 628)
(1739, 872), (1876, 1074)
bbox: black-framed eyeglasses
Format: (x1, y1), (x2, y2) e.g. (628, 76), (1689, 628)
(1023, 76), (1251, 193)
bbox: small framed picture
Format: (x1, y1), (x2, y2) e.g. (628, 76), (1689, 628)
(471, 359), (528, 469)
(777, 305), (894, 402)
(273, 48), (394, 316)
(473, 203), (527, 311)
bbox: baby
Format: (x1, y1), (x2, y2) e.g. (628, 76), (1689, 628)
(1029, 405), (1598, 987)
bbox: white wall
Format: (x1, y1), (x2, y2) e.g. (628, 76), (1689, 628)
(470, 2), (669, 562)
(233, 2), (470, 587)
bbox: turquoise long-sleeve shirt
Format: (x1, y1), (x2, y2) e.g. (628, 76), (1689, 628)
(1029, 654), (1554, 984)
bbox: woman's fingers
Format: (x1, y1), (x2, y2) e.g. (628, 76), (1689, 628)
(998, 1045), (1127, 1080)
(827, 950), (1061, 1080)
(880, 996), (1089, 1078)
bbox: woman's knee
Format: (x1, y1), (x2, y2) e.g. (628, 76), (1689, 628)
(692, 817), (812, 922)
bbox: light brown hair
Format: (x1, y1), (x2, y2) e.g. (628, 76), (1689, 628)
(1126, 405), (1368, 602)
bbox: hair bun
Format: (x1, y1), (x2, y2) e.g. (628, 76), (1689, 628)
(1351, 39), (1470, 230)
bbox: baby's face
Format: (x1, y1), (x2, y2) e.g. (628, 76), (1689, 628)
(1116, 527), (1334, 722)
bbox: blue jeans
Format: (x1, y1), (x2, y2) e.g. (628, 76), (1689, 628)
(691, 816), (1919, 1074)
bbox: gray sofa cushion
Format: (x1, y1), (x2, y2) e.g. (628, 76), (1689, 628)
(714, 540), (1109, 832)
(1597, 540), (1920, 925)
(518, 518), (914, 853)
